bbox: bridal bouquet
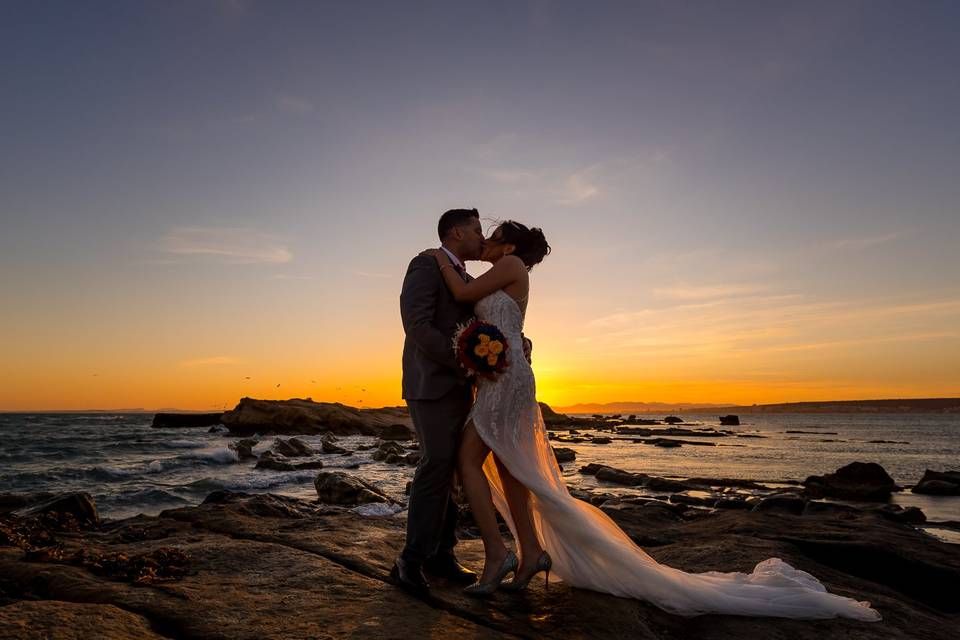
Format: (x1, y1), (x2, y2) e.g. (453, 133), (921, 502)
(453, 320), (509, 379)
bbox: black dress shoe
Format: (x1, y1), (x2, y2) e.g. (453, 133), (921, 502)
(422, 554), (478, 585)
(390, 558), (430, 593)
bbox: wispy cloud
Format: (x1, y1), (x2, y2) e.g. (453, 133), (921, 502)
(480, 165), (601, 206)
(578, 293), (960, 363)
(179, 356), (243, 367)
(585, 309), (655, 330)
(828, 231), (906, 250)
(482, 168), (539, 184)
(757, 331), (959, 354)
(585, 294), (803, 329)
(642, 249), (780, 280)
(353, 270), (395, 279)
(276, 93), (315, 114)
(652, 283), (771, 301)
(554, 171), (600, 206)
(477, 149), (670, 207)
(267, 274), (315, 281)
(158, 226), (293, 264)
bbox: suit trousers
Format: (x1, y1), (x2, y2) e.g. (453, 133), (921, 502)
(401, 383), (472, 563)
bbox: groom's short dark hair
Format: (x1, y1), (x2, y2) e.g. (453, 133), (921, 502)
(438, 208), (479, 241)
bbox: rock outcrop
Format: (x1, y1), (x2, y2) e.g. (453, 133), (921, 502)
(12, 492), (100, 529)
(218, 397), (413, 437)
(371, 441), (415, 465)
(314, 472), (397, 506)
(269, 437), (315, 457)
(803, 462), (901, 501)
(377, 423), (415, 441)
(320, 434), (350, 455)
(539, 402), (578, 428)
(254, 450), (323, 472)
(228, 437), (259, 460)
(912, 470), (960, 495)
(0, 492), (53, 516)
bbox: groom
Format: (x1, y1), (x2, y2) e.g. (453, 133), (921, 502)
(392, 208), (485, 592)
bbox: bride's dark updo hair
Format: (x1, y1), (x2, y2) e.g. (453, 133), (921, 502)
(495, 220), (551, 270)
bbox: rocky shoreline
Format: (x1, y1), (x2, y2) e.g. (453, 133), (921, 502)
(3, 454), (960, 639)
(3, 402), (959, 637)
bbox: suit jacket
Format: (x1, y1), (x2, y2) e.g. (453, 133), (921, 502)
(400, 255), (475, 401)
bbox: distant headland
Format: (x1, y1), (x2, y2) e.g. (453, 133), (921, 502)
(555, 398), (960, 414)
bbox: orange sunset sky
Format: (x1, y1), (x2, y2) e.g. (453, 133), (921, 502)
(2, 2), (959, 412)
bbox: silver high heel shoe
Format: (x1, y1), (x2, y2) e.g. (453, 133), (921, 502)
(463, 550), (518, 597)
(502, 551), (552, 591)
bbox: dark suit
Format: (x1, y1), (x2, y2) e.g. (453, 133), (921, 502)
(399, 254), (474, 563)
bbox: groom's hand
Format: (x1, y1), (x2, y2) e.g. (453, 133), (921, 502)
(522, 336), (533, 364)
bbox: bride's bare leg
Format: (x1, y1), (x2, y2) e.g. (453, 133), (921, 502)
(458, 421), (509, 583)
(494, 458), (545, 578)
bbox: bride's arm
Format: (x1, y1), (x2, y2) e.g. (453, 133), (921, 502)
(425, 250), (526, 302)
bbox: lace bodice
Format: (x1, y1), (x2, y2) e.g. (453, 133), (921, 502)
(474, 289), (525, 341)
(469, 290), (543, 450)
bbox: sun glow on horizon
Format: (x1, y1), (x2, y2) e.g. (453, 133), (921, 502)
(4, 294), (957, 412)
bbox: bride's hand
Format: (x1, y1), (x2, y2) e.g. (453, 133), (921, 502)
(419, 248), (449, 265)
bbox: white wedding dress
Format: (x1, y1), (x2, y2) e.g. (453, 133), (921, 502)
(468, 289), (881, 621)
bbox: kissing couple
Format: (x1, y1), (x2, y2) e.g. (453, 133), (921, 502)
(393, 208), (880, 620)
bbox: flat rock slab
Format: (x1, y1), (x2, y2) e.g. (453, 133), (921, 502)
(0, 522), (504, 639)
(2, 492), (959, 639)
(0, 601), (165, 640)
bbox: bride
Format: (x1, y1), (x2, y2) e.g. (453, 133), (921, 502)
(422, 220), (881, 621)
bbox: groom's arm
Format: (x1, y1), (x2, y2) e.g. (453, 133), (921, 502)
(400, 255), (461, 372)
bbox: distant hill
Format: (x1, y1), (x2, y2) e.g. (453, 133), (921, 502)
(712, 398), (960, 414)
(553, 397), (960, 415)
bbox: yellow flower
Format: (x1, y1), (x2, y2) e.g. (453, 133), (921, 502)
(474, 343), (490, 357)
(487, 340), (503, 355)
(487, 354), (499, 366)
(478, 334), (491, 344)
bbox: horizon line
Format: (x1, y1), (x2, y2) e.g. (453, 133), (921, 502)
(3, 395), (959, 414)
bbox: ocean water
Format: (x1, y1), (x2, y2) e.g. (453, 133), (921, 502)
(561, 412), (960, 531)
(1, 412), (958, 531)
